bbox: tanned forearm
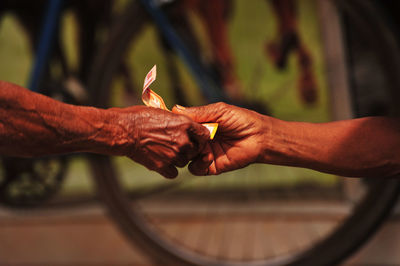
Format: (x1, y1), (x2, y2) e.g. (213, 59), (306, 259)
(262, 116), (400, 178)
(0, 81), (211, 179)
(0, 81), (131, 157)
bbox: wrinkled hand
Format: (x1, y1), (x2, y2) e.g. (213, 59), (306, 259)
(111, 106), (210, 178)
(172, 102), (268, 175)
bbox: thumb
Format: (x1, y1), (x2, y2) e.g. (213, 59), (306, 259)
(172, 103), (223, 123)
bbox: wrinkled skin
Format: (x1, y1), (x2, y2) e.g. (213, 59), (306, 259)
(0, 81), (209, 179)
(173, 102), (267, 175)
(174, 102), (400, 178)
(110, 106), (210, 178)
(3, 80), (400, 180)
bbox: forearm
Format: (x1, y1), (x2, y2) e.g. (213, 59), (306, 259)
(261, 116), (400, 177)
(0, 81), (132, 157)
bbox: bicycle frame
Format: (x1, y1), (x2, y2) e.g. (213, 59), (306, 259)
(138, 0), (227, 102)
(28, 0), (64, 92)
(28, 0), (226, 103)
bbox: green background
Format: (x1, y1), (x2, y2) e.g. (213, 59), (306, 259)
(0, 0), (337, 197)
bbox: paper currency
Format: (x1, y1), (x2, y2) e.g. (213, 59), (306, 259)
(142, 65), (218, 139)
(142, 65), (168, 110)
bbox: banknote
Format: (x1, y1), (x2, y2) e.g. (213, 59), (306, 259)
(142, 65), (218, 139)
(142, 65), (167, 110)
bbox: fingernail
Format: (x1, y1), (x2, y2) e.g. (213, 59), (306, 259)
(175, 104), (186, 110)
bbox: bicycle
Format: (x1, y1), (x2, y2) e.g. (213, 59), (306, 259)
(0, 0), (112, 206)
(1, 0), (400, 265)
(87, 0), (400, 265)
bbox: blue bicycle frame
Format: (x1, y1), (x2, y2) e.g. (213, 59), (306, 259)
(29, 0), (227, 102)
(28, 0), (64, 92)
(139, 0), (227, 102)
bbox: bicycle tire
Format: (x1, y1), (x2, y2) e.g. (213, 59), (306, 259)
(0, 9), (71, 208)
(0, 3), (107, 208)
(87, 0), (400, 265)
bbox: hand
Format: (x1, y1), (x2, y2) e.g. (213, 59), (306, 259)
(110, 106), (210, 178)
(172, 102), (268, 175)
(0, 81), (208, 168)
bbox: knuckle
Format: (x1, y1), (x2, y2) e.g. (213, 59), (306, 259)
(152, 160), (164, 170)
(177, 120), (192, 134)
(177, 136), (191, 149)
(170, 145), (180, 155)
(179, 115), (192, 125)
(215, 102), (227, 109)
(165, 149), (178, 160)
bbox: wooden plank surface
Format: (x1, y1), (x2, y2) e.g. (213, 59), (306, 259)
(0, 202), (400, 266)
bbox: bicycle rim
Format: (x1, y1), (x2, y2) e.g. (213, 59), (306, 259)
(88, 0), (400, 265)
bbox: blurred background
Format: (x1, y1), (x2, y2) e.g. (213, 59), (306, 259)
(1, 0), (400, 265)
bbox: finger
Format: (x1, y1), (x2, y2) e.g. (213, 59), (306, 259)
(188, 122), (210, 155)
(131, 154), (178, 178)
(172, 143), (200, 168)
(158, 165), (179, 179)
(172, 103), (224, 123)
(188, 144), (214, 175)
(207, 155), (219, 175)
(188, 153), (213, 176)
(172, 155), (190, 168)
(156, 148), (190, 168)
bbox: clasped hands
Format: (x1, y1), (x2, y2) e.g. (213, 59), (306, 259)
(116, 102), (267, 179)
(4, 81), (398, 179)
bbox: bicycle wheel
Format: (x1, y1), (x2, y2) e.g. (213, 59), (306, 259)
(0, 8), (71, 208)
(0, 4), (108, 208)
(88, 0), (400, 265)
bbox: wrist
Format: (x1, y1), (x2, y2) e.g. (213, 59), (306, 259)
(256, 115), (275, 164)
(257, 116), (300, 166)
